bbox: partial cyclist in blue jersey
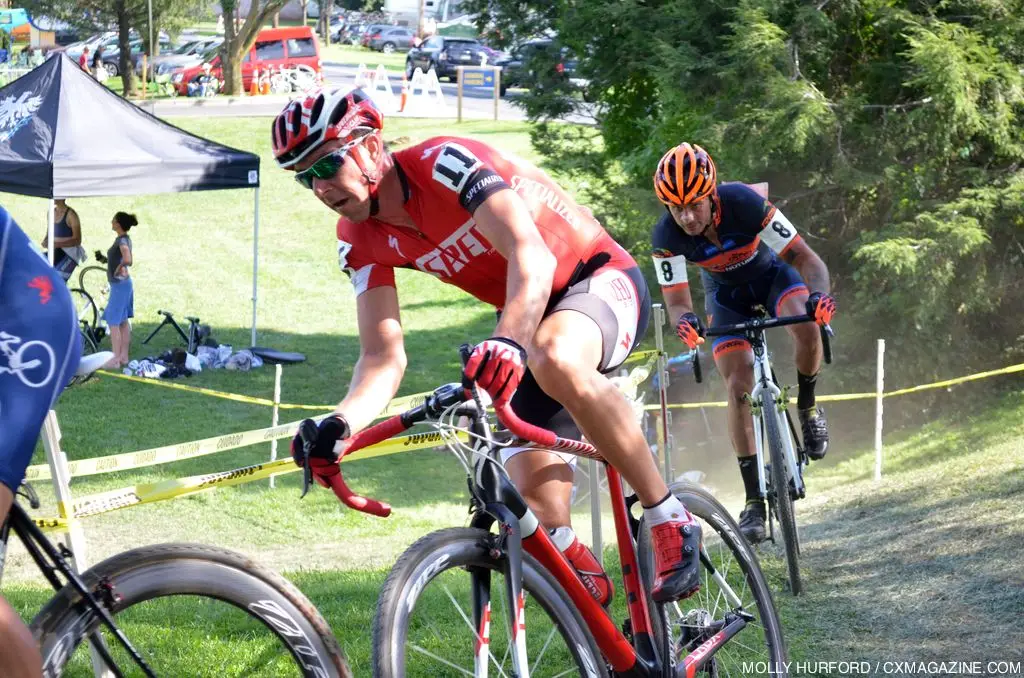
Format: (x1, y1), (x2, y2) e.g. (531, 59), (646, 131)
(650, 143), (836, 544)
(0, 206), (82, 677)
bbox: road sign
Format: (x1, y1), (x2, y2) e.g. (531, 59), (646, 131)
(457, 66), (502, 122)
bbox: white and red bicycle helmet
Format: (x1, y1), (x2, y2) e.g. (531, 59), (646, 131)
(271, 86), (384, 169)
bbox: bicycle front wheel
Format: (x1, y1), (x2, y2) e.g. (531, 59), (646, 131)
(638, 483), (788, 674)
(31, 543), (349, 677)
(77, 266), (109, 311)
(69, 287), (97, 332)
(762, 392), (803, 595)
(373, 527), (608, 678)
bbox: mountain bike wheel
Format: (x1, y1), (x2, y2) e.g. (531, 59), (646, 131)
(69, 287), (97, 332)
(638, 483), (788, 674)
(373, 527), (608, 678)
(31, 543), (350, 678)
(762, 392), (803, 595)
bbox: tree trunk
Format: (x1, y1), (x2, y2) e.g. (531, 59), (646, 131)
(272, 11), (279, 28)
(221, 0), (242, 95)
(116, 0), (134, 96)
(301, 0), (308, 25)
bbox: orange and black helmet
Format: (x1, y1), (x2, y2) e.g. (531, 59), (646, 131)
(653, 143), (717, 206)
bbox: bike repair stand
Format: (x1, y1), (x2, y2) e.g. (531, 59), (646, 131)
(141, 309), (202, 354)
(652, 304), (675, 484)
(41, 411), (115, 678)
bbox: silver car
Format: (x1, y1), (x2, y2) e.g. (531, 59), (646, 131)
(136, 37), (223, 78)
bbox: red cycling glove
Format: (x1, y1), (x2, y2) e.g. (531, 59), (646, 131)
(676, 312), (705, 350)
(464, 337), (527, 407)
(806, 292), (836, 326)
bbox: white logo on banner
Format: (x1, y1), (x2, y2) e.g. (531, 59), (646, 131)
(0, 91), (43, 142)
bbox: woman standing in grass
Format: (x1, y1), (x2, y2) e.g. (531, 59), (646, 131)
(103, 212), (137, 369)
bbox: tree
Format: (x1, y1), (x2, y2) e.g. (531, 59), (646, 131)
(218, 0), (288, 95)
(24, 0), (205, 96)
(464, 0), (1024, 382)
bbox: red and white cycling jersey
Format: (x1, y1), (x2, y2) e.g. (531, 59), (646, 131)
(336, 136), (633, 308)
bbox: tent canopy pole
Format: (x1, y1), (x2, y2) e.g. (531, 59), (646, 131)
(47, 199), (55, 265)
(251, 186), (259, 347)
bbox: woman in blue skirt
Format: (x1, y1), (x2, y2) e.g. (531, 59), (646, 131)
(102, 212), (138, 369)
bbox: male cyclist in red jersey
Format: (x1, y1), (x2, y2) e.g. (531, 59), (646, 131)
(275, 86), (702, 605)
(650, 143), (836, 544)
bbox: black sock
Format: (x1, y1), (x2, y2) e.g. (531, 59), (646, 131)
(642, 491), (672, 510)
(797, 371), (818, 410)
(738, 457), (761, 503)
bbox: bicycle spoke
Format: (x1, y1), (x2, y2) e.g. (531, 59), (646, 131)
(529, 625), (559, 675)
(410, 645), (477, 677)
(441, 583), (510, 678)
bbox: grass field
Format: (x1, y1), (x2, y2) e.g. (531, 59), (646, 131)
(2, 112), (1021, 674)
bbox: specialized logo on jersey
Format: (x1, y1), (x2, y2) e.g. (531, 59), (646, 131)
(431, 143), (483, 193)
(388, 235), (406, 258)
(509, 175), (582, 230)
(414, 218), (491, 277)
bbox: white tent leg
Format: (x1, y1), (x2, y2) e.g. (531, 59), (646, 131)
(47, 199), (55, 266)
(251, 187), (260, 347)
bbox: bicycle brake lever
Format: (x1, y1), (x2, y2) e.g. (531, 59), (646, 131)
(298, 419), (319, 499)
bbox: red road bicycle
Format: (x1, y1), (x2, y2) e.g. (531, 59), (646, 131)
(299, 346), (788, 677)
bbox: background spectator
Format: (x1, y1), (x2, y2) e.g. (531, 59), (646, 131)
(41, 199), (84, 282)
(92, 46), (107, 83)
(79, 46), (90, 74)
(103, 211), (138, 369)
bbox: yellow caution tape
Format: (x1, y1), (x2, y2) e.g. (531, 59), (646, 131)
(643, 362), (1024, 411)
(32, 516), (69, 532)
(24, 415), (324, 482)
(68, 430), (469, 519)
(96, 370), (432, 412)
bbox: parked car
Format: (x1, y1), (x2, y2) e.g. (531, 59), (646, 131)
(405, 36), (489, 81)
(359, 24), (392, 48)
(101, 36), (171, 77)
(170, 26), (321, 96)
(318, 16), (346, 42)
(136, 37), (222, 78)
(368, 26), (415, 53)
(493, 38), (586, 97)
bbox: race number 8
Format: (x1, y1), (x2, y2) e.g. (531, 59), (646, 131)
(432, 143), (482, 193)
(652, 254), (688, 286)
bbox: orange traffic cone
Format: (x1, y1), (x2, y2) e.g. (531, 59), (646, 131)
(260, 70), (271, 95)
(250, 69), (259, 96)
(399, 75), (409, 112)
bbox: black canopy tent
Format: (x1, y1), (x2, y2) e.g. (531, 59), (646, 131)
(0, 54), (264, 343)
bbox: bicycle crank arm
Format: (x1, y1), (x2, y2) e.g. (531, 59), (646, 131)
(677, 614), (748, 678)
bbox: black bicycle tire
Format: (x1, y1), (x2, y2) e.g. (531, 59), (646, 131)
(77, 266), (109, 306)
(79, 325), (98, 355)
(762, 392), (803, 596)
(68, 287), (97, 332)
(30, 542), (350, 677)
(637, 482), (788, 672)
(372, 527), (608, 678)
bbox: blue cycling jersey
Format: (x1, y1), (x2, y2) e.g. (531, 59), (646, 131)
(0, 207), (81, 493)
(650, 183), (802, 287)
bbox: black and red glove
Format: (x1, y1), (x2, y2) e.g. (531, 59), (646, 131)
(463, 337), (527, 407)
(291, 414), (351, 466)
(806, 292), (836, 326)
(675, 312), (705, 350)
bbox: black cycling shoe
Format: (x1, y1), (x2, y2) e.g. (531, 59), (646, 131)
(800, 406), (829, 460)
(738, 501), (767, 545)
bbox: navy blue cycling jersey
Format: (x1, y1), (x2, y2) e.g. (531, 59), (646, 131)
(650, 183), (802, 287)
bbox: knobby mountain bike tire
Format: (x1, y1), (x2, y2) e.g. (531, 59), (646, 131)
(30, 543), (350, 678)
(372, 527), (608, 678)
(637, 482), (788, 674)
(762, 392), (803, 596)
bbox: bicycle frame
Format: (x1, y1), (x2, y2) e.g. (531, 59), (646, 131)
(746, 332), (805, 502)
(1, 497), (156, 677)
(302, 373), (755, 677)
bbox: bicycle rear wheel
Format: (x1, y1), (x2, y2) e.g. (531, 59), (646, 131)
(69, 288), (97, 333)
(31, 543), (349, 677)
(638, 483), (788, 674)
(77, 266), (110, 313)
(762, 392), (803, 595)
(373, 527), (608, 678)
